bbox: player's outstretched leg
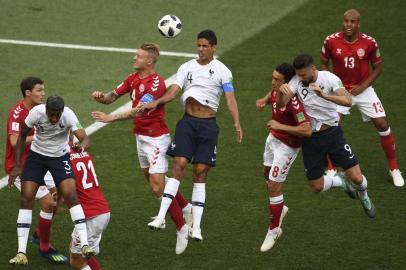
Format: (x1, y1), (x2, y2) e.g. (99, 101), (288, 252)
(175, 191), (193, 227)
(378, 128), (404, 187)
(261, 194), (288, 252)
(191, 183), (205, 241)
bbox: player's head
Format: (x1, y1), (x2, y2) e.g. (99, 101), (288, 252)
(133, 43), (160, 71)
(343, 9), (360, 38)
(197, 30), (217, 63)
(272, 63), (295, 90)
(20, 76), (45, 105)
(46, 95), (64, 124)
(293, 54), (317, 82)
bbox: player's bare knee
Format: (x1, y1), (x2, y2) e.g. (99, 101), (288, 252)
(267, 180), (282, 196)
(20, 195), (35, 209)
(39, 194), (55, 212)
(263, 167), (271, 181)
(309, 181), (323, 193)
(172, 166), (186, 180)
(150, 184), (163, 197)
(372, 117), (389, 132)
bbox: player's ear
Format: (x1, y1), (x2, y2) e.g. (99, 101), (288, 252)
(25, 89), (31, 97)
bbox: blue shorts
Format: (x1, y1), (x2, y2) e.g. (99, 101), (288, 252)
(302, 126), (358, 180)
(21, 150), (74, 186)
(167, 114), (219, 166)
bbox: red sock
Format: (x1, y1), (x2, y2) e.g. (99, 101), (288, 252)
(35, 227), (41, 237)
(168, 199), (185, 231)
(380, 133), (398, 170)
(327, 157), (336, 171)
(175, 191), (189, 209)
(269, 202), (284, 230)
(38, 215), (52, 252)
(87, 256), (101, 270)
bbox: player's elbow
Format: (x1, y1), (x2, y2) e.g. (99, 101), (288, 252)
(301, 124), (313, 137)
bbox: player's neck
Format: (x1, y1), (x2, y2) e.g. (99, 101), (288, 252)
(23, 99), (37, 110)
(343, 32), (359, 43)
(197, 57), (213, 65)
(138, 69), (155, 79)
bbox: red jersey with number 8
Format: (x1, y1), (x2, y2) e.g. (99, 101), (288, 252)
(321, 32), (382, 89)
(70, 150), (110, 219)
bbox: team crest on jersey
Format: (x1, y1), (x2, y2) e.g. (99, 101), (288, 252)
(336, 48), (342, 55)
(357, 48), (365, 58)
(139, 84), (145, 94)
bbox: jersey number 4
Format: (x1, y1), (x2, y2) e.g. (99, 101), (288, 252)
(76, 160), (99, 189)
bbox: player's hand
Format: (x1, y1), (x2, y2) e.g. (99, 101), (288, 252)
(256, 98), (267, 110)
(235, 124), (243, 143)
(309, 83), (325, 98)
(92, 91), (105, 103)
(279, 84), (292, 95)
(91, 111), (113, 123)
(8, 166), (21, 188)
(348, 84), (367, 96)
(135, 100), (158, 115)
(267, 119), (281, 131)
(71, 142), (84, 153)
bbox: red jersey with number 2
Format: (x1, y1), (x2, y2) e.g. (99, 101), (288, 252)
(321, 32), (382, 89)
(270, 91), (309, 148)
(70, 150), (110, 219)
(113, 72), (169, 137)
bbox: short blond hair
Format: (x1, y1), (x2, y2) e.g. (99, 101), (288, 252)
(140, 43), (160, 63)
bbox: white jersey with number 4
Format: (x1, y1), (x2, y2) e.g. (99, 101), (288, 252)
(288, 71), (344, 131)
(174, 58), (235, 112)
(25, 104), (82, 157)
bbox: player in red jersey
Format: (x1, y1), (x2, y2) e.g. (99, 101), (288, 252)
(91, 43), (191, 254)
(6, 77), (67, 264)
(69, 148), (110, 270)
(255, 63), (312, 252)
(321, 9), (404, 187)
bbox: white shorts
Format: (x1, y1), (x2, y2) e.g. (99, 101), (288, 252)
(136, 134), (171, 174)
(263, 134), (300, 182)
(70, 212), (111, 255)
(337, 86), (386, 122)
(13, 171), (56, 200)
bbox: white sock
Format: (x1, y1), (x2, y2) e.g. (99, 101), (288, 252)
(69, 204), (88, 247)
(192, 183), (206, 229)
(81, 265), (91, 270)
(17, 209), (32, 254)
(269, 194), (284, 204)
(378, 127), (391, 137)
(352, 175), (368, 199)
(39, 210), (53, 220)
(182, 203), (192, 214)
(156, 178), (180, 220)
(322, 175), (343, 192)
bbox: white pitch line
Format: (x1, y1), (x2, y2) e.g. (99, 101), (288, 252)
(0, 74), (177, 190)
(0, 38), (198, 58)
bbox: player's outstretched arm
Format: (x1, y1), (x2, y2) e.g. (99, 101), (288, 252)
(92, 91), (120, 104)
(136, 84), (181, 113)
(8, 123), (31, 187)
(268, 120), (312, 137)
(276, 84), (294, 108)
(72, 129), (90, 152)
(311, 84), (352, 107)
(225, 92), (243, 143)
(256, 90), (272, 110)
(91, 110), (134, 123)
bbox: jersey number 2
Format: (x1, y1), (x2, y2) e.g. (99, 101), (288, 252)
(76, 160), (99, 189)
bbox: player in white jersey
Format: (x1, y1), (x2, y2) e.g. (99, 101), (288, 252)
(278, 54), (376, 218)
(8, 95), (94, 265)
(138, 30), (243, 241)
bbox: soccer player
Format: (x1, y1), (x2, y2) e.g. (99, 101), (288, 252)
(69, 148), (110, 270)
(8, 95), (94, 265)
(321, 9), (404, 187)
(5, 77), (67, 263)
(255, 63), (312, 252)
(137, 30), (243, 241)
(91, 43), (191, 254)
(278, 54), (376, 218)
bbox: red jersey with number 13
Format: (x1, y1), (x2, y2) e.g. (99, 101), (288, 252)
(270, 91), (309, 148)
(321, 32), (382, 89)
(70, 150), (110, 219)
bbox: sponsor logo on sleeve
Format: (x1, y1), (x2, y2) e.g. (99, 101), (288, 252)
(12, 122), (20, 131)
(338, 80), (344, 88)
(296, 112), (305, 122)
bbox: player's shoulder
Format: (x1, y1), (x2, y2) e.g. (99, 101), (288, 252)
(319, 70), (338, 80)
(359, 32), (379, 46)
(323, 32), (342, 43)
(180, 58), (197, 69)
(30, 104), (45, 114)
(8, 100), (26, 116)
(212, 59), (231, 71)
